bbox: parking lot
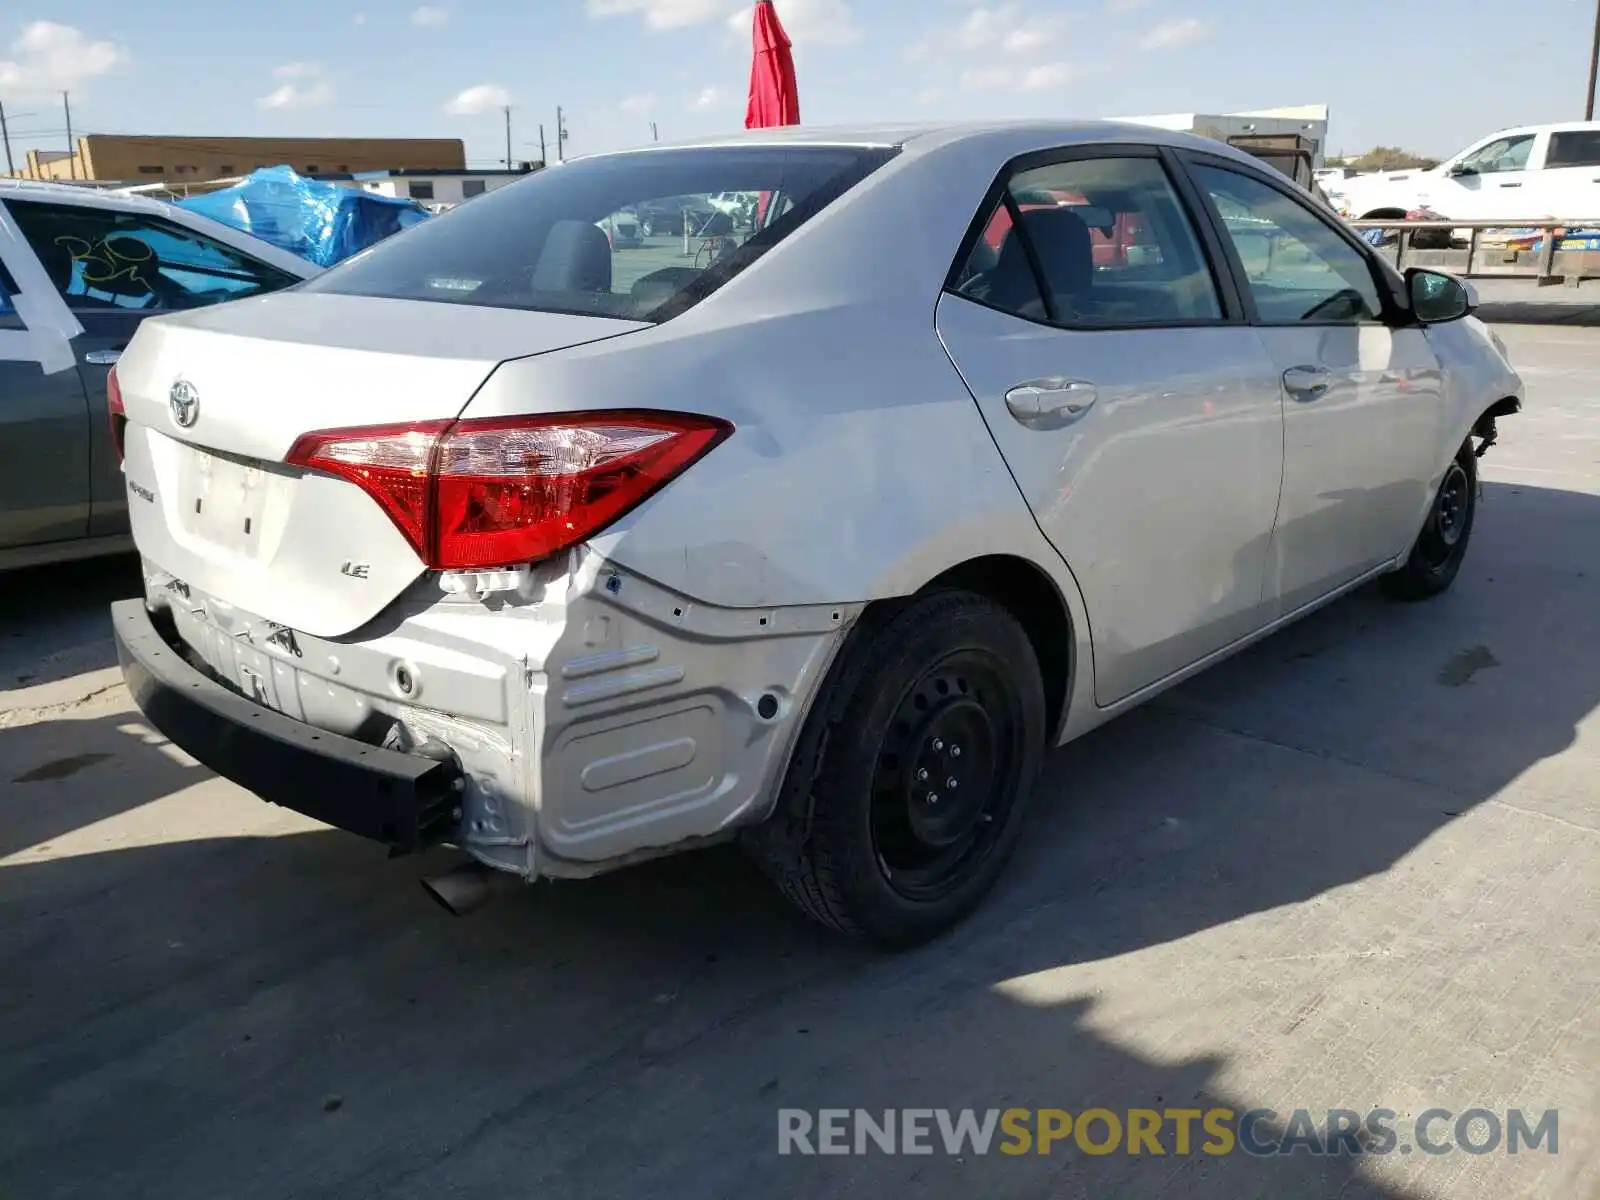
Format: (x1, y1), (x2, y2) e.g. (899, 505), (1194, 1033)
(1, 322), (1596, 1199)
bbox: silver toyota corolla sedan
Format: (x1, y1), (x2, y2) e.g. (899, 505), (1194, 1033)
(109, 122), (1522, 945)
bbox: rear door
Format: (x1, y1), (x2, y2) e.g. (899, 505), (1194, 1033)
(936, 146), (1286, 707)
(0, 252), (92, 550)
(3, 196), (305, 539)
(1540, 128), (1600, 217)
(1181, 154), (1445, 616)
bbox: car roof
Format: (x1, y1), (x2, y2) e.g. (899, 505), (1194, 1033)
(0, 178), (319, 278)
(0, 177), (198, 216)
(580, 119), (1248, 161)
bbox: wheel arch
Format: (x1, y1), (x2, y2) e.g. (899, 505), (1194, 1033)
(917, 556), (1075, 741)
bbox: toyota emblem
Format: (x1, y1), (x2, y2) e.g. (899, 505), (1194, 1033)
(169, 379), (200, 429)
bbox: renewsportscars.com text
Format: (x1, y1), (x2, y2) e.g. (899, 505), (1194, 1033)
(777, 1107), (1559, 1158)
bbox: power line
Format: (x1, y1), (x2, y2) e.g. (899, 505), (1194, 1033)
(63, 91), (75, 179)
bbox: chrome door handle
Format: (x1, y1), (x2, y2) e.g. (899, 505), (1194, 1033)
(1004, 379), (1098, 429)
(83, 349), (122, 365)
(1283, 366), (1333, 400)
(1497, 182), (1522, 188)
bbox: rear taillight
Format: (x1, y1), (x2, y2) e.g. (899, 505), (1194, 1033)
(285, 411), (731, 571)
(106, 365), (127, 463)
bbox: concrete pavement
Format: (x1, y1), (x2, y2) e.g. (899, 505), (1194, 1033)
(0, 324), (1596, 1199)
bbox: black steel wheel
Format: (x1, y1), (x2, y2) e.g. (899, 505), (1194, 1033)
(747, 590), (1046, 946)
(869, 654), (1024, 903)
(1383, 441), (1479, 601)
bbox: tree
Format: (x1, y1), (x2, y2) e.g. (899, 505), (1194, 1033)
(1348, 146), (1440, 172)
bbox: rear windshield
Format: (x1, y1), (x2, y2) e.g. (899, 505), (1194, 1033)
(300, 145), (898, 322)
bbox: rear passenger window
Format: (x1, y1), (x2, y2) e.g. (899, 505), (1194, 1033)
(1547, 131), (1600, 169)
(951, 155), (1222, 328)
(6, 200), (298, 312)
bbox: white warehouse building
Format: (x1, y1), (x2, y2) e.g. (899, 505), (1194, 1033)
(1114, 105), (1331, 168)
(343, 167), (537, 208)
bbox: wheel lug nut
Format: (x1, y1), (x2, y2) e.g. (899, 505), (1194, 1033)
(947, 777), (958, 790)
(950, 745), (962, 758)
(916, 768), (929, 782)
(927, 792), (939, 805)
(931, 738), (944, 752)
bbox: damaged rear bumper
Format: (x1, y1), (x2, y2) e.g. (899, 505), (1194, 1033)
(112, 599), (464, 851)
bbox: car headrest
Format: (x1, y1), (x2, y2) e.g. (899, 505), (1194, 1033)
(630, 267), (703, 314)
(531, 220), (613, 294)
(1019, 206), (1094, 295)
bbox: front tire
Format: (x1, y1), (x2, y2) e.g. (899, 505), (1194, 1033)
(748, 590), (1046, 946)
(1382, 441), (1478, 601)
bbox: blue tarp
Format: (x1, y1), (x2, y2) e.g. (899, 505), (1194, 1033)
(177, 165), (430, 268)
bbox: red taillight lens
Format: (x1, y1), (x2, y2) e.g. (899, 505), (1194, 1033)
(106, 365), (127, 463)
(286, 411), (731, 571)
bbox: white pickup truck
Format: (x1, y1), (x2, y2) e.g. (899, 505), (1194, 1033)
(1327, 121), (1600, 223)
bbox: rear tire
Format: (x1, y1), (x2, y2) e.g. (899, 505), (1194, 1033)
(747, 590), (1046, 947)
(1382, 441), (1478, 601)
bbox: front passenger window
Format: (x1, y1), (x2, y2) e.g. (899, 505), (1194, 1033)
(952, 155), (1222, 328)
(1195, 165), (1384, 325)
(1456, 134), (1534, 175)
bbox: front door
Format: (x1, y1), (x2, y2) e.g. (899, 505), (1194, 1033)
(936, 148), (1286, 707)
(1430, 132), (1538, 221)
(1185, 157), (1446, 617)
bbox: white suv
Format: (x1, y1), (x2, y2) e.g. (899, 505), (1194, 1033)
(1328, 121), (1600, 222)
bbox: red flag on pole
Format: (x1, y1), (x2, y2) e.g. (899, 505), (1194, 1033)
(745, 1), (800, 129)
(746, 2), (799, 229)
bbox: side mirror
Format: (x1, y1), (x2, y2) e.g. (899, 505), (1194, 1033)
(1406, 267), (1477, 324)
(1446, 163), (1476, 178)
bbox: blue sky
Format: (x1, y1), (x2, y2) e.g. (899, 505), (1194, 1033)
(1, 0), (1594, 169)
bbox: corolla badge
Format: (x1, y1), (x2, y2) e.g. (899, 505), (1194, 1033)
(169, 379), (200, 428)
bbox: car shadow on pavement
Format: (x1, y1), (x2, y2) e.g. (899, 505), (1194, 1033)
(0, 481), (1593, 1199)
(0, 709), (208, 859)
(0, 554), (141, 690)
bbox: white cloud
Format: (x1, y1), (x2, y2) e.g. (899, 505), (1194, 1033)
(411, 5), (449, 27)
(444, 83), (512, 115)
(726, 0), (860, 48)
(1019, 61), (1074, 89)
(587, 0), (727, 29)
(353, 11), (368, 25)
(911, 4), (1066, 60)
(620, 93), (658, 115)
(0, 21), (129, 94)
(258, 62), (335, 110)
(1137, 16), (1208, 49)
(959, 60), (1073, 92)
(1105, 0), (1151, 11)
(688, 85), (728, 111)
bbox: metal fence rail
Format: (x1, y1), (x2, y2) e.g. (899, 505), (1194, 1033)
(1346, 218), (1600, 287)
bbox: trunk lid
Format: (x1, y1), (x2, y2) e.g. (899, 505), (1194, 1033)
(117, 292), (647, 637)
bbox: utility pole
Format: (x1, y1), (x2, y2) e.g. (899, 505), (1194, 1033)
(1587, 0), (1600, 120)
(503, 105), (513, 168)
(0, 101), (13, 175)
(538, 123), (547, 165)
(556, 106), (568, 162)
(63, 91), (75, 179)
(650, 121), (659, 143)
